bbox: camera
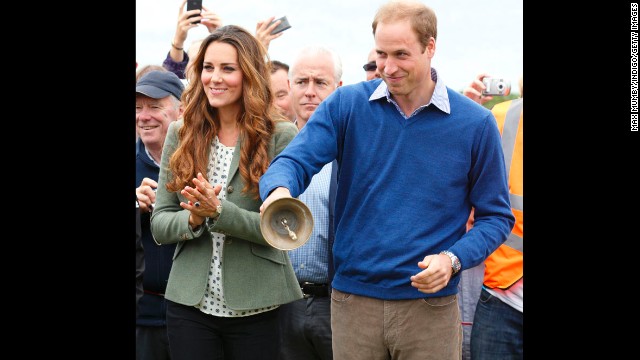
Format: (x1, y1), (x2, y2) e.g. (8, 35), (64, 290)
(482, 77), (511, 96)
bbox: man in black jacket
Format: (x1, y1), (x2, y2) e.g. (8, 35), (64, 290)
(136, 198), (144, 318)
(135, 71), (184, 360)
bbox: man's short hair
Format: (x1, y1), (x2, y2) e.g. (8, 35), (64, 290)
(270, 60), (290, 74)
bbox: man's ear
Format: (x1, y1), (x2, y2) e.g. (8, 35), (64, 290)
(426, 37), (436, 58)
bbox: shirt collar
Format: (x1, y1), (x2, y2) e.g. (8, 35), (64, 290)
(369, 67), (451, 117)
(144, 146), (160, 167)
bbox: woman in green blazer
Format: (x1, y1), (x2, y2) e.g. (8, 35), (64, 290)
(150, 25), (302, 360)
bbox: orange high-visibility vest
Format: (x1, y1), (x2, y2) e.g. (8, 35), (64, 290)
(483, 98), (523, 289)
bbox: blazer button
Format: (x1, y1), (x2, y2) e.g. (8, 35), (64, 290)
(227, 185), (234, 194)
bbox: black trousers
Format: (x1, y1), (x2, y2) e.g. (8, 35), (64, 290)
(166, 300), (280, 360)
(279, 296), (333, 360)
(136, 325), (171, 360)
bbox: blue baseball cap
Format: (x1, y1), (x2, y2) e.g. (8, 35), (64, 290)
(136, 70), (184, 100)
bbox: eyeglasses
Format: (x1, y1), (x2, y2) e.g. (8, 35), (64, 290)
(362, 62), (376, 72)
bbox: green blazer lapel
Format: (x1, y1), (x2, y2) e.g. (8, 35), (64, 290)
(227, 137), (241, 184)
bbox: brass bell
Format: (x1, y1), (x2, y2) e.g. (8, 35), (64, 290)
(260, 197), (314, 250)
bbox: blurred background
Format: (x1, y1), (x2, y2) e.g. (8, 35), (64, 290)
(136, 0), (523, 95)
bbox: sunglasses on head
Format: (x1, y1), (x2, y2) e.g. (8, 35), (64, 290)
(362, 62), (376, 72)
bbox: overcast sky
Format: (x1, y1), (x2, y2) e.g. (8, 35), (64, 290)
(136, 0), (522, 93)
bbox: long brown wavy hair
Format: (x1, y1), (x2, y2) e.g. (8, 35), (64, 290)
(166, 25), (286, 199)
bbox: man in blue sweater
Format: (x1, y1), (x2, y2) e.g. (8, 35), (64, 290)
(135, 70), (184, 360)
(259, 1), (515, 359)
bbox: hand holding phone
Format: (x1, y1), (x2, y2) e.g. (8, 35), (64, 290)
(269, 16), (292, 35)
(187, 0), (203, 24)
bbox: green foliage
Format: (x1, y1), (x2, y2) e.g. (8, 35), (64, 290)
(482, 93), (520, 110)
(456, 89), (521, 109)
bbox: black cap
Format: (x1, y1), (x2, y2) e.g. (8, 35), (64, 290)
(136, 70), (184, 100)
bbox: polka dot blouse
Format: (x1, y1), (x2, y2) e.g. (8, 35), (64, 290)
(195, 137), (277, 317)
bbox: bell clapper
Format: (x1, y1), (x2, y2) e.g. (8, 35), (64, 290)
(280, 218), (298, 241)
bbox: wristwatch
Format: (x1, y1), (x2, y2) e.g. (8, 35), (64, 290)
(440, 250), (461, 275)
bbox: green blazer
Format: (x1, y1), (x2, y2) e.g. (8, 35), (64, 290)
(150, 119), (303, 310)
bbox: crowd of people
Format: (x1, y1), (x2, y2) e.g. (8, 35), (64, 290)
(135, 1), (522, 359)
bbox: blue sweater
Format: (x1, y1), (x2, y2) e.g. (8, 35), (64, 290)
(260, 79), (515, 300)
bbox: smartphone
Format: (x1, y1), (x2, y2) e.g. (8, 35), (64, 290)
(269, 16), (292, 35)
(187, 0), (203, 24)
(482, 77), (511, 97)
